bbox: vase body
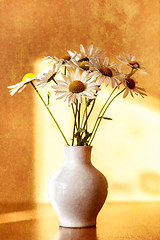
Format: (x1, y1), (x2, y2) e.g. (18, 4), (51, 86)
(48, 146), (108, 228)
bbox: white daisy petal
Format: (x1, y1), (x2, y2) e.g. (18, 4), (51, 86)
(130, 90), (134, 97)
(77, 94), (82, 103)
(105, 78), (110, 87)
(80, 44), (85, 57)
(131, 56), (135, 61)
(117, 56), (128, 64)
(75, 68), (80, 80)
(8, 82), (23, 89)
(81, 71), (89, 83)
(123, 89), (129, 98)
(18, 85), (26, 93)
(87, 44), (93, 56)
(67, 50), (76, 58)
(56, 92), (69, 99)
(104, 57), (109, 66)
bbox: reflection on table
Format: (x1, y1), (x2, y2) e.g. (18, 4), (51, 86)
(0, 202), (160, 240)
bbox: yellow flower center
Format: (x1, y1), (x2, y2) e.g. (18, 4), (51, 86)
(22, 73), (36, 82)
(129, 61), (140, 69)
(99, 67), (112, 77)
(69, 80), (85, 93)
(79, 61), (89, 71)
(61, 55), (71, 61)
(126, 78), (136, 89)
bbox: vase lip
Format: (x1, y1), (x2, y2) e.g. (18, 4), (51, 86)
(64, 145), (92, 148)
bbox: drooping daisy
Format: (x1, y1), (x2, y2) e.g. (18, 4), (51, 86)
(8, 73), (39, 96)
(123, 77), (147, 98)
(68, 58), (90, 71)
(67, 44), (105, 71)
(43, 53), (76, 66)
(89, 56), (122, 88)
(37, 62), (62, 89)
(116, 53), (147, 73)
(51, 68), (100, 106)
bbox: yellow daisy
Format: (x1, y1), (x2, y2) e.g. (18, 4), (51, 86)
(8, 73), (38, 96)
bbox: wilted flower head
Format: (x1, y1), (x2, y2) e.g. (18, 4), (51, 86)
(117, 53), (147, 73)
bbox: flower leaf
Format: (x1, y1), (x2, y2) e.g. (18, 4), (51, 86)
(87, 99), (94, 106)
(77, 128), (86, 133)
(47, 91), (51, 106)
(99, 116), (113, 120)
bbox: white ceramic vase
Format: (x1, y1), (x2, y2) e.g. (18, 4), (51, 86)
(48, 146), (108, 228)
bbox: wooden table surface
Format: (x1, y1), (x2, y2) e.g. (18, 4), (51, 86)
(0, 202), (160, 240)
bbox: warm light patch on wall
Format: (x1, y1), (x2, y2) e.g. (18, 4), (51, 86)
(33, 59), (72, 202)
(33, 59), (160, 202)
(92, 89), (160, 201)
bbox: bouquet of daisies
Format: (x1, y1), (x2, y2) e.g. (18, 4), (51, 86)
(8, 44), (147, 146)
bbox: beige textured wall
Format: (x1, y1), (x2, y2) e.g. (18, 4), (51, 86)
(0, 0), (159, 203)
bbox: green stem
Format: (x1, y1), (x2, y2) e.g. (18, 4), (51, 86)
(127, 68), (137, 78)
(89, 86), (118, 143)
(71, 103), (77, 145)
(81, 98), (88, 128)
(85, 98), (88, 132)
(82, 99), (96, 132)
(77, 103), (81, 145)
(89, 87), (126, 145)
(64, 66), (67, 75)
(78, 103), (81, 129)
(30, 82), (69, 145)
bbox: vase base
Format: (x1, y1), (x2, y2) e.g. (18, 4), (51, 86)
(59, 219), (97, 228)
(59, 224), (96, 229)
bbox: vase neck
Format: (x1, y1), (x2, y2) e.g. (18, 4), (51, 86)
(64, 146), (92, 164)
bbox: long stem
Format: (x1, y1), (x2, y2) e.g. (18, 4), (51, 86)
(64, 66), (67, 75)
(85, 98), (88, 132)
(77, 103), (81, 145)
(82, 99), (96, 131)
(127, 68), (137, 78)
(89, 86), (118, 143)
(81, 98), (88, 128)
(31, 82), (69, 145)
(71, 103), (77, 145)
(78, 103), (81, 130)
(89, 87), (126, 145)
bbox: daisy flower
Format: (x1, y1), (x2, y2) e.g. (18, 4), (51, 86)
(116, 53), (147, 73)
(8, 73), (39, 96)
(89, 56), (122, 88)
(67, 44), (105, 71)
(123, 77), (147, 98)
(37, 62), (62, 89)
(51, 68), (100, 106)
(68, 44), (104, 61)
